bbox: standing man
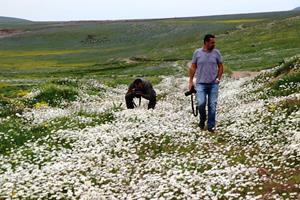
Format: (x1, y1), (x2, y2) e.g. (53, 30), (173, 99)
(125, 78), (156, 109)
(189, 34), (224, 132)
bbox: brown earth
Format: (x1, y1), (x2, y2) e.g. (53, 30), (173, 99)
(230, 71), (260, 79)
(0, 29), (26, 38)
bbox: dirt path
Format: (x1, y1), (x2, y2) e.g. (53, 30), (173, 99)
(230, 71), (260, 79)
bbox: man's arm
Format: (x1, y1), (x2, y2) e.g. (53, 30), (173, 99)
(217, 63), (224, 81)
(127, 88), (134, 94)
(189, 63), (197, 90)
(126, 83), (135, 95)
(138, 83), (154, 99)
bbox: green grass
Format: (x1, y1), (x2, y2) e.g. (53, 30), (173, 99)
(0, 117), (50, 155)
(271, 71), (300, 94)
(250, 56), (300, 102)
(0, 83), (33, 98)
(218, 15), (300, 71)
(0, 97), (25, 117)
(273, 56), (299, 77)
(278, 98), (300, 116)
(28, 83), (78, 107)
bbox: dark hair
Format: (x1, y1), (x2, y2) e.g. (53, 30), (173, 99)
(133, 78), (143, 86)
(203, 34), (215, 44)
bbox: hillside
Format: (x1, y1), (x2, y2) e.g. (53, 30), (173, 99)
(0, 10), (299, 80)
(0, 16), (33, 28)
(293, 6), (300, 11)
(0, 16), (31, 23)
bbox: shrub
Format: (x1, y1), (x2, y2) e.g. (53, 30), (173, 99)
(31, 84), (78, 107)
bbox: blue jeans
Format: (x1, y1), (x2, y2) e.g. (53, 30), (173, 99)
(195, 83), (219, 129)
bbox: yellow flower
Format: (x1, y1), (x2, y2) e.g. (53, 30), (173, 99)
(34, 101), (49, 109)
(16, 90), (29, 97)
(267, 104), (276, 112)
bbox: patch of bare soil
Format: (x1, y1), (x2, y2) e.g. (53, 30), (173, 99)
(230, 71), (260, 79)
(0, 29), (26, 38)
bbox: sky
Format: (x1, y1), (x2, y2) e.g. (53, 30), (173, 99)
(0, 0), (299, 21)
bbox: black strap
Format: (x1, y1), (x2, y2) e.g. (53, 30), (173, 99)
(133, 96), (142, 107)
(191, 94), (198, 117)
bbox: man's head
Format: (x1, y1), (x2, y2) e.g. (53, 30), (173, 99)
(133, 78), (144, 90)
(203, 34), (216, 51)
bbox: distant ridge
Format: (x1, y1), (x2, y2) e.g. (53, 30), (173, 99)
(0, 9), (300, 24)
(293, 6), (300, 11)
(0, 16), (31, 23)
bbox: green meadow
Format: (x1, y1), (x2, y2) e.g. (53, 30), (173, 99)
(1, 11), (300, 75)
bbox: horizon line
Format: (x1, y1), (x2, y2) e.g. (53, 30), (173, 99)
(1, 8), (298, 23)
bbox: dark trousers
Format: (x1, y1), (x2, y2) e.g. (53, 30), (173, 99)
(125, 93), (156, 109)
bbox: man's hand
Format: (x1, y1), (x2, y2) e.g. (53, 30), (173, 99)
(215, 78), (220, 84)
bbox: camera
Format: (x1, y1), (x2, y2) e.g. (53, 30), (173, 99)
(132, 88), (143, 98)
(185, 85), (196, 96)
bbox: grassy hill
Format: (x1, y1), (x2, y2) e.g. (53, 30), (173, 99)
(0, 16), (32, 23)
(0, 16), (33, 28)
(0, 11), (300, 79)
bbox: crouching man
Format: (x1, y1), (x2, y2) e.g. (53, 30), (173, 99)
(125, 78), (156, 109)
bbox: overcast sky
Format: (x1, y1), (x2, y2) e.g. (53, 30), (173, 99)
(1, 0), (299, 21)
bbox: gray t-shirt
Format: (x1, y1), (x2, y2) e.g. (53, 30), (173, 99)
(191, 48), (223, 84)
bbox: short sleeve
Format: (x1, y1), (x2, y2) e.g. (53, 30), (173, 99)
(191, 50), (198, 64)
(216, 50), (223, 64)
